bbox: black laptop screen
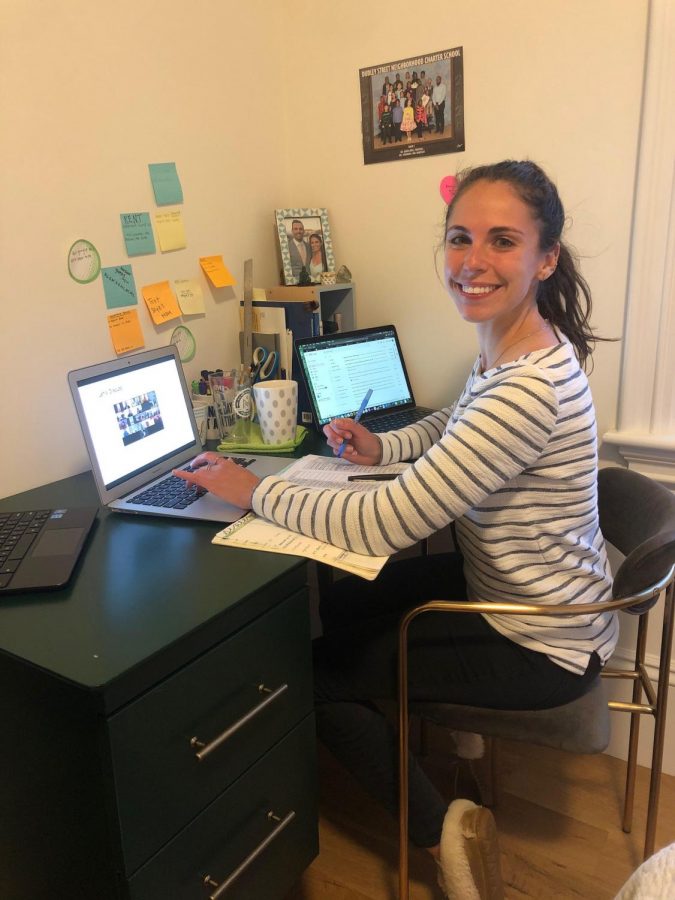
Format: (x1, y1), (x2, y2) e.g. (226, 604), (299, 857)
(295, 326), (415, 426)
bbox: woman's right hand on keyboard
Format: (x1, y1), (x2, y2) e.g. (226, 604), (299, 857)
(173, 452), (260, 509)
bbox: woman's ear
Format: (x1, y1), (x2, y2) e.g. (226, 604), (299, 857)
(539, 242), (561, 280)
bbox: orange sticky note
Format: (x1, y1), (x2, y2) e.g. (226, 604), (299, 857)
(200, 255), (236, 288)
(142, 280), (182, 325)
(108, 309), (145, 355)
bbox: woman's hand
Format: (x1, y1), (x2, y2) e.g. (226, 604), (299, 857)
(323, 419), (382, 466)
(173, 452), (261, 509)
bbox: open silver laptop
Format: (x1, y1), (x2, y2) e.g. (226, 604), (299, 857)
(68, 346), (290, 523)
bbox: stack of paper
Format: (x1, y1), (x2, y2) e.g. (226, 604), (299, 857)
(238, 305), (293, 379)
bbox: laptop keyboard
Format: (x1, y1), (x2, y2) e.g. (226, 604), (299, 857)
(0, 510), (52, 589)
(128, 458), (254, 509)
(368, 409), (429, 433)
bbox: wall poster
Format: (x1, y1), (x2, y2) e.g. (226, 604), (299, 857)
(359, 47), (464, 165)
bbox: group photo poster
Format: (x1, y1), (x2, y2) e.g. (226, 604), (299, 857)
(359, 47), (464, 165)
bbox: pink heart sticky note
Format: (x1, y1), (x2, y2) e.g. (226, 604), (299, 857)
(440, 175), (458, 205)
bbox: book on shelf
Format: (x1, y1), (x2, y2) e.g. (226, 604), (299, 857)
(240, 298), (321, 424)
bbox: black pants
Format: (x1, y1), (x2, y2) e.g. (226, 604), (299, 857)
(435, 100), (445, 133)
(313, 553), (600, 847)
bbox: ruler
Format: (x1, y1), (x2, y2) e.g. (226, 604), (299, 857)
(242, 258), (253, 369)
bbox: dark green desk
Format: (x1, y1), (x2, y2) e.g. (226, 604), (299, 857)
(0, 445), (324, 900)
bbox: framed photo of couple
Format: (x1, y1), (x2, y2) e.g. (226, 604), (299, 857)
(275, 208), (335, 286)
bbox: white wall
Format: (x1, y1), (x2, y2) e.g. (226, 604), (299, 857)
(4, 0), (669, 773)
(0, 0), (290, 497)
(0, 0), (648, 493)
(281, 0), (647, 444)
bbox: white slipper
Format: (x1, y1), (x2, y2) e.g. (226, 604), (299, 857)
(437, 799), (504, 900)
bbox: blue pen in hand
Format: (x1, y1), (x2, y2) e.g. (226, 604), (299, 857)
(337, 388), (373, 458)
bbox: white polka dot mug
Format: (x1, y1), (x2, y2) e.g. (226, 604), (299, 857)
(252, 380), (298, 445)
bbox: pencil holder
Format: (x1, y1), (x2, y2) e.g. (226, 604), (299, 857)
(209, 370), (253, 444)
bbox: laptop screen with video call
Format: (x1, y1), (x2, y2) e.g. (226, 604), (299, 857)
(71, 348), (197, 494)
(69, 346), (292, 523)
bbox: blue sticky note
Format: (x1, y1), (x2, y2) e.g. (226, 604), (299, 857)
(120, 212), (156, 256)
(102, 265), (138, 309)
(148, 162), (183, 206)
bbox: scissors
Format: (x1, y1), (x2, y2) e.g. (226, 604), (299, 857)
(251, 346), (279, 383)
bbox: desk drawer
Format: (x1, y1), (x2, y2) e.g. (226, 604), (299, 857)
(108, 589), (312, 875)
(128, 714), (318, 900)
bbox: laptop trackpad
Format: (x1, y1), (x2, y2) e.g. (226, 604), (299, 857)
(32, 528), (86, 557)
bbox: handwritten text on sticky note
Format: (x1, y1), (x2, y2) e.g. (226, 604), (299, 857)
(102, 265), (137, 309)
(120, 212), (156, 256)
(142, 280), (182, 325)
(108, 309), (145, 355)
(174, 278), (205, 315)
(155, 210), (187, 252)
(200, 255), (236, 288)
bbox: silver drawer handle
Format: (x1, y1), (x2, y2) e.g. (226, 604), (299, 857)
(202, 809), (296, 898)
(190, 683), (288, 761)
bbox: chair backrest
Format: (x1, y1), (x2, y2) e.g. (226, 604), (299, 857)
(598, 467), (675, 612)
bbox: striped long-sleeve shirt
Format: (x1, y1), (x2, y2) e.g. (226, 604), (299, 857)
(252, 341), (618, 674)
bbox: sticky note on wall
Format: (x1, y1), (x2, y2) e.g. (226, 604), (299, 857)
(200, 255), (236, 288)
(102, 265), (138, 309)
(108, 309), (145, 355)
(120, 212), (156, 256)
(174, 278), (205, 315)
(142, 280), (181, 325)
(155, 210), (187, 252)
(148, 162), (183, 205)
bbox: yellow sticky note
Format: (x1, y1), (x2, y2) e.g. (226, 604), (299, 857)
(108, 309), (145, 355)
(200, 255), (236, 288)
(155, 210), (187, 252)
(174, 278), (205, 315)
(142, 280), (182, 325)
(252, 287), (267, 300)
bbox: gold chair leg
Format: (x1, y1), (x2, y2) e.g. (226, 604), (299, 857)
(623, 709), (641, 834)
(643, 582), (675, 859)
(623, 614), (649, 833)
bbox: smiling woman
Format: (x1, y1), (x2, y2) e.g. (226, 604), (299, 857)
(443, 160), (600, 371)
(176, 160), (615, 900)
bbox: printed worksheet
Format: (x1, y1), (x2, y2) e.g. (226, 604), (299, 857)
(279, 454), (409, 491)
(212, 513), (389, 580)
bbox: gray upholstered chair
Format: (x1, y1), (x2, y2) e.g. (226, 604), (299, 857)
(397, 466), (675, 900)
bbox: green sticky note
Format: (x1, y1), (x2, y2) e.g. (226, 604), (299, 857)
(102, 265), (138, 309)
(120, 212), (156, 256)
(148, 162), (183, 206)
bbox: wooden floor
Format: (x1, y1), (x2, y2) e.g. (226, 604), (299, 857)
(285, 727), (675, 899)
